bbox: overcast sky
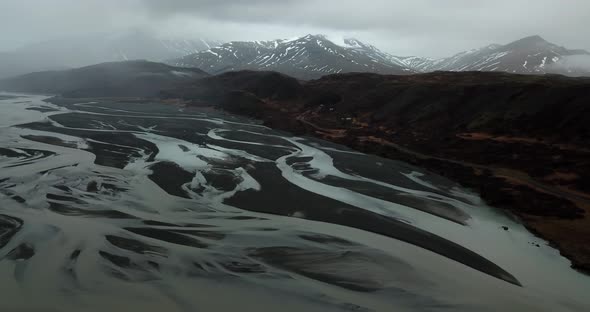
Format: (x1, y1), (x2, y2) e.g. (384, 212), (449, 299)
(0, 0), (589, 58)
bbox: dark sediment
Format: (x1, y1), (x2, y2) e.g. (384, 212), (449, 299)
(161, 70), (590, 273)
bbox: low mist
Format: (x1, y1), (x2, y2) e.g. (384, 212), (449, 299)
(548, 55), (590, 75)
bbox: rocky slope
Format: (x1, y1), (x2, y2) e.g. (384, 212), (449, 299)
(160, 70), (590, 272)
(172, 34), (590, 78)
(170, 35), (414, 79)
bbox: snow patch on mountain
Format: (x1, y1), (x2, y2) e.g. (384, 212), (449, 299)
(413, 36), (590, 75)
(168, 34), (590, 79)
(170, 34), (414, 79)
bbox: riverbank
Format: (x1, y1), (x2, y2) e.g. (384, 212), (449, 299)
(160, 70), (590, 273)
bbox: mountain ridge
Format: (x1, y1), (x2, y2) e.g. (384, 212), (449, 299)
(415, 35), (590, 75)
(170, 34), (415, 79)
(170, 34), (590, 79)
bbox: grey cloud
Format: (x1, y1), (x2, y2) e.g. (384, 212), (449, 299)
(138, 0), (590, 57)
(0, 0), (589, 58)
(0, 0), (146, 50)
(142, 0), (300, 16)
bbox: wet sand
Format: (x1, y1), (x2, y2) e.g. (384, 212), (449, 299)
(0, 94), (589, 311)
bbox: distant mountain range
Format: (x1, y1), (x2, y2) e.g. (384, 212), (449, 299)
(170, 34), (590, 79)
(1, 32), (588, 81)
(0, 30), (221, 79)
(171, 35), (414, 79)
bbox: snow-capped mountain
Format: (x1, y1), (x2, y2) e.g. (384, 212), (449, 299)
(4, 32), (588, 80)
(172, 40), (280, 74)
(171, 34), (590, 79)
(0, 30), (222, 79)
(415, 36), (590, 75)
(171, 34), (414, 79)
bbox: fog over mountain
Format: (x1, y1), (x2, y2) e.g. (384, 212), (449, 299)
(1, 0), (589, 59)
(0, 30), (221, 78)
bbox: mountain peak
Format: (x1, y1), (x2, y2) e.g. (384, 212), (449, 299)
(521, 35), (549, 43)
(505, 35), (551, 49)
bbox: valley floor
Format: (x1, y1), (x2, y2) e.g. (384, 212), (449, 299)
(4, 94), (589, 311)
(225, 101), (590, 274)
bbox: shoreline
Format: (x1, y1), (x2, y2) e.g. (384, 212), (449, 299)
(43, 70), (590, 274)
(210, 101), (590, 274)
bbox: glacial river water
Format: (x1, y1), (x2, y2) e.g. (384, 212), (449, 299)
(0, 93), (589, 311)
